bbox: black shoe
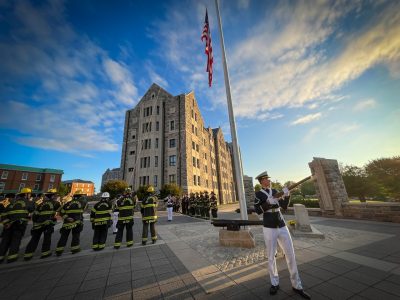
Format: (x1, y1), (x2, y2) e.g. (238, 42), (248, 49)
(142, 241), (146, 246)
(152, 240), (156, 244)
(270, 285), (279, 295)
(292, 288), (311, 299)
(56, 252), (62, 257)
(24, 257), (32, 261)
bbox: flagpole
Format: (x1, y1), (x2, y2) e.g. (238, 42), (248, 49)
(214, 0), (248, 220)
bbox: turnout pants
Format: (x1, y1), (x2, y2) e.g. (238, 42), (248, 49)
(114, 221), (134, 248)
(263, 226), (302, 289)
(92, 224), (108, 250)
(24, 224), (54, 259)
(0, 222), (27, 262)
(56, 224), (83, 255)
(167, 207), (173, 221)
(211, 209), (218, 219)
(142, 221), (157, 243)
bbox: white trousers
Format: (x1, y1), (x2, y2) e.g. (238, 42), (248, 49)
(167, 207), (173, 221)
(263, 226), (302, 289)
(112, 212), (119, 233)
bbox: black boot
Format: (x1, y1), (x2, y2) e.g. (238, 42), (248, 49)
(270, 285), (279, 295)
(292, 288), (311, 299)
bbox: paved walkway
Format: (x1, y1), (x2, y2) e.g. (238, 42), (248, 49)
(0, 211), (399, 299)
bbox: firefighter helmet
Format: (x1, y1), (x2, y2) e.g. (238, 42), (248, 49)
(146, 186), (155, 193)
(20, 188), (32, 194)
(101, 192), (110, 198)
(46, 188), (57, 194)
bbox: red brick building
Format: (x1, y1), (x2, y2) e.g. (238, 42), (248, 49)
(0, 164), (63, 195)
(62, 179), (95, 196)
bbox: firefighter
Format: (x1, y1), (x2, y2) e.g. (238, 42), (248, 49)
(204, 191), (211, 219)
(0, 188), (34, 263)
(114, 188), (135, 249)
(56, 190), (87, 256)
(0, 194), (12, 238)
(189, 193), (195, 216)
(210, 191), (218, 219)
(195, 192), (201, 218)
(91, 192), (112, 251)
(140, 186), (158, 245)
(24, 189), (61, 260)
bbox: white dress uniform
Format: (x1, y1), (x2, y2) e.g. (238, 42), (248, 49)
(112, 199), (119, 234)
(166, 197), (173, 221)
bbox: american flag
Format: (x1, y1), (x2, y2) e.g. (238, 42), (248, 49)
(201, 9), (213, 87)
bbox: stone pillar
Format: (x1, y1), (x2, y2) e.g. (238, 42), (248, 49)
(243, 175), (254, 208)
(308, 157), (348, 217)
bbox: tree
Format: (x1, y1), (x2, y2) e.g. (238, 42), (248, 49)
(254, 184), (261, 192)
(365, 156), (400, 201)
(58, 183), (69, 197)
(300, 180), (316, 198)
(159, 183), (183, 200)
(271, 181), (282, 190)
(341, 165), (373, 201)
(101, 180), (128, 199)
(284, 181), (301, 196)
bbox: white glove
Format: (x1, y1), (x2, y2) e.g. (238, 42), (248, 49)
(282, 187), (290, 196)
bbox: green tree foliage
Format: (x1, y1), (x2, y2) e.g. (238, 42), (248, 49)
(101, 180), (128, 199)
(341, 165), (374, 202)
(300, 180), (316, 198)
(254, 184), (261, 192)
(271, 181), (282, 190)
(365, 156), (400, 201)
(159, 183), (183, 199)
(284, 180), (301, 195)
(136, 185), (151, 201)
(58, 183), (69, 197)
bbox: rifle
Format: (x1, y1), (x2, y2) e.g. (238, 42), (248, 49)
(273, 175), (312, 198)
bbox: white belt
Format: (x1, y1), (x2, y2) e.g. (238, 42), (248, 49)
(264, 208), (280, 213)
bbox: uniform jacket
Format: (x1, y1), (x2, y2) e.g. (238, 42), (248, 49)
(115, 196), (135, 222)
(60, 198), (86, 229)
(1, 197), (34, 225)
(141, 194), (158, 223)
(254, 188), (290, 228)
(32, 198), (61, 229)
(90, 199), (111, 226)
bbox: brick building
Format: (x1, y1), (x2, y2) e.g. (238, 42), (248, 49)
(62, 179), (95, 196)
(120, 83), (237, 204)
(0, 164), (63, 195)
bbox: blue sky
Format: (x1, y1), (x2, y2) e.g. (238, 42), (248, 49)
(0, 0), (399, 191)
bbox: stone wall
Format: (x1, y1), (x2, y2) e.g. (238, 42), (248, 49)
(309, 157), (348, 216)
(243, 175), (254, 207)
(342, 202), (400, 223)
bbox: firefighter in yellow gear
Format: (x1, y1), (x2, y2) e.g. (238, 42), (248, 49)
(0, 188), (34, 263)
(24, 189), (61, 260)
(90, 192), (112, 251)
(56, 190), (87, 255)
(114, 188), (136, 249)
(140, 186), (158, 245)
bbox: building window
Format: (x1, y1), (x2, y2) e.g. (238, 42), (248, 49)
(192, 124), (194, 133)
(50, 175), (55, 182)
(169, 174), (176, 184)
(0, 182), (5, 192)
(132, 135), (136, 140)
(33, 184), (40, 191)
(1, 171), (8, 179)
(192, 157), (196, 167)
(191, 109), (194, 118)
(130, 150), (135, 155)
(21, 172), (28, 180)
(155, 138), (159, 149)
(128, 168), (134, 172)
(154, 175), (158, 187)
(196, 144), (199, 152)
(195, 113), (197, 121)
(197, 159), (200, 168)
(156, 121), (159, 131)
(195, 127), (198, 136)
(169, 155), (176, 166)
(157, 105), (160, 115)
(19, 183), (25, 191)
(204, 153), (207, 160)
(155, 156), (158, 167)
(36, 174), (42, 181)
(192, 141), (195, 150)
(193, 175), (197, 186)
(198, 176), (201, 186)
(206, 179), (209, 187)
(205, 165), (208, 173)
(170, 120), (175, 131)
(169, 139), (176, 148)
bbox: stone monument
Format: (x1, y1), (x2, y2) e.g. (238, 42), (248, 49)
(289, 204), (324, 238)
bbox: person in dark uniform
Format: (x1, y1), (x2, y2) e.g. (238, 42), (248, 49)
(56, 190), (87, 256)
(254, 171), (310, 299)
(189, 193), (195, 216)
(91, 192), (112, 251)
(114, 188), (135, 249)
(204, 191), (211, 219)
(140, 186), (158, 245)
(0, 188), (34, 263)
(24, 189), (61, 260)
(210, 191), (218, 219)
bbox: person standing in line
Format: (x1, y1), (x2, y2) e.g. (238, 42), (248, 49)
(140, 186), (158, 245)
(90, 192), (112, 251)
(56, 190), (87, 256)
(112, 195), (120, 234)
(24, 189), (61, 260)
(0, 188), (34, 263)
(166, 195), (174, 222)
(114, 188), (135, 249)
(210, 191), (218, 219)
(254, 171), (311, 299)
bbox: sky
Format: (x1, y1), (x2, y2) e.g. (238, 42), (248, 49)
(0, 0), (399, 192)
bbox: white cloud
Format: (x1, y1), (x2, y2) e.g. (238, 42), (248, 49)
(0, 1), (139, 154)
(291, 113), (322, 126)
(354, 98), (377, 111)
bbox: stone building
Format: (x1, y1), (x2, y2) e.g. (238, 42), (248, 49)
(101, 168), (121, 188)
(120, 83), (237, 204)
(62, 179), (95, 196)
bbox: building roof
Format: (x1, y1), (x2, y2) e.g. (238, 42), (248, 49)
(0, 164), (64, 174)
(62, 179), (94, 184)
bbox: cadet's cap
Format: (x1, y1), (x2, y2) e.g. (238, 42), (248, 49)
(256, 171), (270, 181)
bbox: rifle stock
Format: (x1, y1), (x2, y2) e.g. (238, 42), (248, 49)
(273, 175), (312, 198)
